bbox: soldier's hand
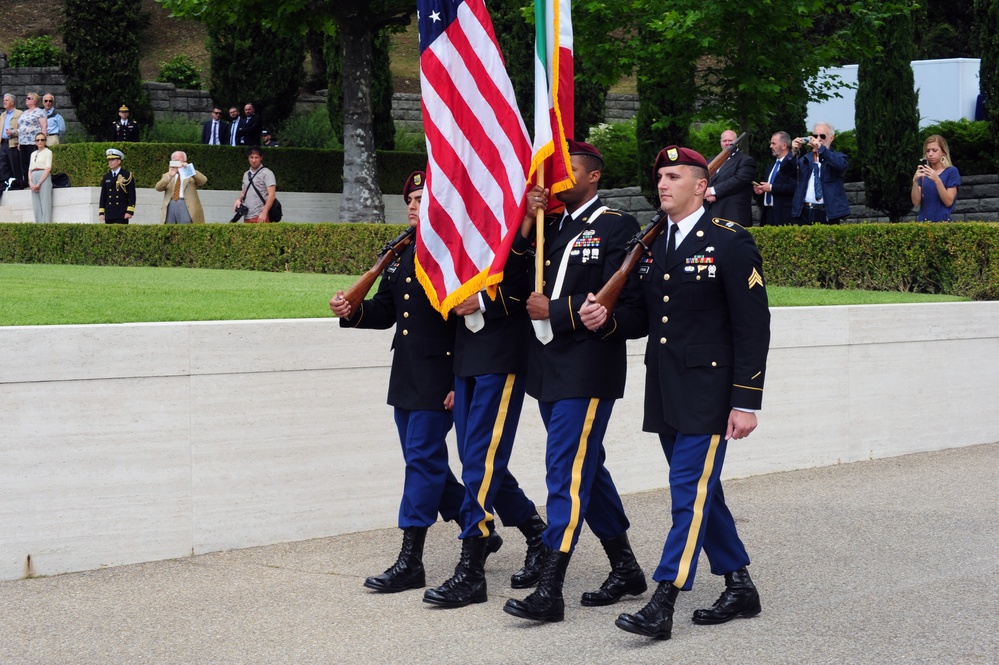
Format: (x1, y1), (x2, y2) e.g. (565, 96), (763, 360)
(726, 409), (757, 440)
(526, 292), (550, 320)
(579, 293), (607, 331)
(330, 291), (352, 318)
(521, 186), (549, 237)
(443, 391), (455, 411)
(452, 294), (481, 317)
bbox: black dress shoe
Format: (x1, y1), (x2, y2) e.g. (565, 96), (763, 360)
(363, 526), (427, 593)
(691, 567), (761, 624)
(615, 581), (679, 640)
(503, 549), (570, 623)
(581, 533), (647, 606)
(423, 536), (489, 608)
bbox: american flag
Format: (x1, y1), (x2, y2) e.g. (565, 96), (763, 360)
(415, 0), (533, 317)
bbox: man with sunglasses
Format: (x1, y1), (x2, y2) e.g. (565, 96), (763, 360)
(41, 95), (65, 147)
(201, 107), (230, 145)
(790, 122), (849, 225)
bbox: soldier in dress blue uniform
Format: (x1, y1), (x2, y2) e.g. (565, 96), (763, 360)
(111, 105), (140, 142)
(582, 146), (771, 641)
(503, 140), (647, 624)
(330, 172), (466, 593)
(98, 148), (136, 224)
(422, 209), (548, 608)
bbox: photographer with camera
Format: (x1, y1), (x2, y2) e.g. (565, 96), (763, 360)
(790, 122), (849, 225)
(910, 134), (960, 222)
(233, 146), (276, 223)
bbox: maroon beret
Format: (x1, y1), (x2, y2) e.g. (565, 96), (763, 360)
(653, 145), (708, 173)
(567, 139), (603, 161)
(403, 171), (425, 202)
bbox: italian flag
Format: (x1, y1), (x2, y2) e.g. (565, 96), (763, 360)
(529, 0), (574, 195)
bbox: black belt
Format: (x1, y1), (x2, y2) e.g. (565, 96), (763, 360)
(806, 203), (824, 209)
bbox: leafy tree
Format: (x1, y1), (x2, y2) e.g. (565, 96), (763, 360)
(8, 36), (63, 68)
(206, 19), (305, 130)
(328, 27), (396, 151)
(856, 8), (921, 221)
(63, 0), (152, 139)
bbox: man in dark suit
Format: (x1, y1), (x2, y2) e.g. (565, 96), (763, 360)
(422, 244), (546, 608)
(706, 129), (756, 226)
(791, 122), (850, 224)
(111, 105), (139, 142)
(235, 102), (262, 146)
(98, 148), (136, 224)
(201, 107), (230, 145)
(503, 140), (646, 624)
(586, 145), (770, 641)
(329, 172), (466, 595)
(227, 107), (241, 146)
(754, 131), (797, 226)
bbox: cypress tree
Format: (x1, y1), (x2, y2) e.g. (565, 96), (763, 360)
(327, 27), (396, 150)
(206, 19), (306, 131)
(976, 0), (999, 171)
(855, 9), (921, 222)
(63, 0), (152, 139)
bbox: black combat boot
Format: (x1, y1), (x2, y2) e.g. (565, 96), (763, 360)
(485, 530), (503, 565)
(510, 512), (547, 588)
(580, 532), (648, 606)
(503, 548), (571, 622)
(615, 581), (680, 640)
(422, 536), (490, 608)
(363, 527), (428, 592)
(691, 566), (761, 624)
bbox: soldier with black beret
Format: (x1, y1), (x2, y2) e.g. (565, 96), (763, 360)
(98, 148), (136, 224)
(582, 145), (771, 641)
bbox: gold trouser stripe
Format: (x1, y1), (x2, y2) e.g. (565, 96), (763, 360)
(559, 398), (599, 552)
(475, 374), (517, 537)
(674, 434), (722, 588)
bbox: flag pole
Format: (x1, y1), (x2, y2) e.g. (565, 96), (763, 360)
(535, 170), (545, 293)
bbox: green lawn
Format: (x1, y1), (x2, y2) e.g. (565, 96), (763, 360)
(0, 263), (968, 326)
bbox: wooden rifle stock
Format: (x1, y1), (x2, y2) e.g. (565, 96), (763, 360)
(341, 226), (415, 314)
(592, 133), (747, 315)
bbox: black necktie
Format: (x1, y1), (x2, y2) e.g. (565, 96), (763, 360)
(665, 223), (679, 265)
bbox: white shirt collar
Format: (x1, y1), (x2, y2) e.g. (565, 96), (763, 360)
(567, 194), (600, 222)
(668, 205), (705, 248)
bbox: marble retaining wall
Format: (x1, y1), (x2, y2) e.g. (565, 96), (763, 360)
(2, 302), (998, 580)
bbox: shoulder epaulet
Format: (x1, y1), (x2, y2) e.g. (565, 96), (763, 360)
(711, 217), (744, 232)
(602, 209), (623, 216)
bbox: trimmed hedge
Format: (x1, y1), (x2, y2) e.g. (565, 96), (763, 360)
(51, 143), (428, 194)
(752, 222), (999, 300)
(0, 223), (409, 276)
(2, 222), (998, 300)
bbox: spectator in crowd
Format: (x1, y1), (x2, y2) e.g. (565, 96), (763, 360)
(154, 150), (208, 224)
(234, 146), (276, 223)
(99, 148), (136, 224)
(1, 93), (23, 189)
(754, 131), (796, 226)
(42, 94), (65, 146)
(705, 129), (756, 226)
(261, 129), (279, 148)
(329, 171), (465, 595)
(111, 105), (139, 142)
(201, 107), (230, 146)
(18, 93), (48, 186)
(28, 132), (53, 223)
(911, 134), (960, 222)
(236, 102), (262, 146)
(228, 107), (241, 146)
(791, 122), (849, 225)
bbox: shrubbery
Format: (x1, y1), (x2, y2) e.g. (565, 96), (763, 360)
(156, 55), (202, 90)
(8, 36), (63, 67)
(587, 119), (638, 188)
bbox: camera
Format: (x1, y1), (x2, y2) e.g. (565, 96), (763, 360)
(797, 136), (812, 147)
(919, 158), (928, 167)
(230, 203), (249, 223)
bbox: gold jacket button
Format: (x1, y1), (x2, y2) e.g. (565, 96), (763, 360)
(660, 337), (667, 344)
(403, 312), (409, 318)
(711, 361), (718, 367)
(404, 294), (410, 300)
(661, 316), (668, 323)
(406, 277), (412, 283)
(402, 329), (409, 336)
(545, 260), (551, 266)
(662, 295), (670, 303)
(664, 274), (670, 281)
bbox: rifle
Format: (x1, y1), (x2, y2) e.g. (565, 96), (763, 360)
(593, 132), (747, 314)
(338, 226), (416, 315)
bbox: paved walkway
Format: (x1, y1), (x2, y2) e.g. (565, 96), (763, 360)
(2, 443), (997, 665)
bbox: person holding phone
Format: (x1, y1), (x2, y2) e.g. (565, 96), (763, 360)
(911, 134), (960, 222)
(154, 150), (208, 224)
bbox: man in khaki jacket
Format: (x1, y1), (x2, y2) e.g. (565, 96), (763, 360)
(1, 93), (23, 189)
(154, 150), (208, 224)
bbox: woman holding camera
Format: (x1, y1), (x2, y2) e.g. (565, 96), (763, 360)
(911, 134), (960, 222)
